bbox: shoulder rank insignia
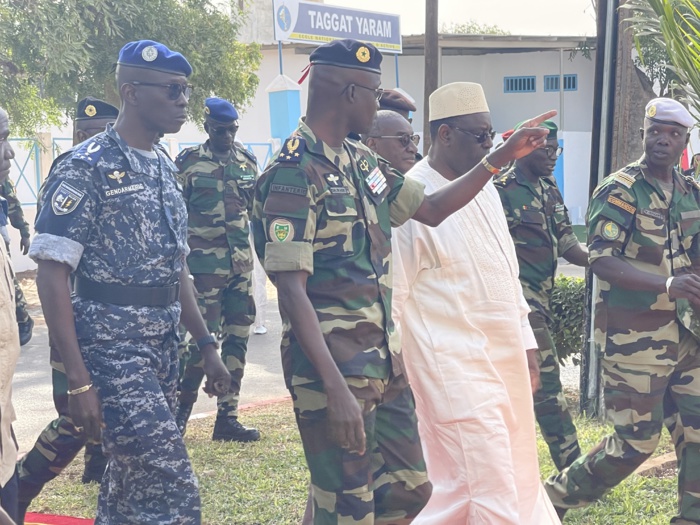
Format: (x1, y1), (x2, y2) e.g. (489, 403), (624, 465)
(607, 194), (636, 215)
(278, 137), (306, 163)
(612, 171), (637, 189)
(73, 138), (107, 167)
(236, 142), (258, 165)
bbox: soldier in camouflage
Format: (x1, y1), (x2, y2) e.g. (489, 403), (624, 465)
(17, 97), (118, 521)
(0, 179), (33, 345)
(252, 38), (554, 524)
(545, 98), (700, 523)
(495, 120), (588, 471)
(174, 96), (260, 442)
(27, 40), (230, 525)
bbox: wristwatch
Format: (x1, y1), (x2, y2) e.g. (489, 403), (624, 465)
(195, 333), (218, 350)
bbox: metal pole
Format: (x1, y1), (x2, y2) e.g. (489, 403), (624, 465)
(559, 48), (565, 131)
(278, 41), (284, 75)
(395, 53), (400, 88)
(423, 0), (439, 155)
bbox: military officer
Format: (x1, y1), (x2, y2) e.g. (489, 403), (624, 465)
(17, 97), (118, 522)
(363, 110), (419, 175)
(545, 98), (700, 523)
(175, 97), (259, 441)
(0, 178), (33, 345)
(253, 38), (555, 524)
(28, 40), (230, 525)
(495, 120), (588, 471)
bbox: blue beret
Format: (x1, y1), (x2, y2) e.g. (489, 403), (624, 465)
(117, 40), (192, 77)
(75, 97), (119, 121)
(205, 97), (239, 123)
(645, 97), (694, 128)
(310, 39), (382, 74)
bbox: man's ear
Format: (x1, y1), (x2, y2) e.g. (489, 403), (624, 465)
(121, 83), (138, 107)
(365, 137), (377, 151)
(438, 123), (452, 145)
(75, 130), (87, 143)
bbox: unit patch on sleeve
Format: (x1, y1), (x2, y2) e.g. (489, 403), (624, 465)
(269, 218), (295, 242)
(601, 220), (621, 241)
(51, 181), (85, 216)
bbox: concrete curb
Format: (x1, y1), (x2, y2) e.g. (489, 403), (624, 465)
(634, 452), (676, 477)
(188, 395), (291, 422)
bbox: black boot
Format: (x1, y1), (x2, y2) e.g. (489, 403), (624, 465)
(176, 402), (194, 436)
(212, 415), (260, 442)
(18, 316), (34, 346)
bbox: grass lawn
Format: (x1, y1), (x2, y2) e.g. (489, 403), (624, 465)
(29, 393), (679, 525)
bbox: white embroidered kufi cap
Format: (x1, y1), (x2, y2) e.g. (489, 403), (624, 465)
(429, 82), (490, 122)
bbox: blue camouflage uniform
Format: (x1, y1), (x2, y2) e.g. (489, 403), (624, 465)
(29, 121), (199, 523)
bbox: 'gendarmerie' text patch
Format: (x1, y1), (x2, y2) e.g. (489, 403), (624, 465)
(270, 183), (307, 196)
(104, 183), (146, 198)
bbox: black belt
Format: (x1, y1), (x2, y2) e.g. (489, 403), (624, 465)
(74, 276), (180, 307)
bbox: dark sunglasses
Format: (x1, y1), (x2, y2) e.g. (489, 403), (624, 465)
(211, 124), (239, 136)
(131, 81), (193, 101)
(449, 125), (497, 144)
(370, 133), (420, 147)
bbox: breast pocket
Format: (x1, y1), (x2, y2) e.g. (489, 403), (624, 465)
(631, 213), (667, 264)
(315, 196), (358, 257)
(189, 175), (222, 211)
(520, 209), (546, 228)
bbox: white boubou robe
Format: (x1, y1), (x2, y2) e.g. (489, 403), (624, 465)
(392, 158), (560, 525)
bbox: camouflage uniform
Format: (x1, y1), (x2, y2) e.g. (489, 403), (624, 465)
(252, 120), (432, 524)
(494, 167), (581, 470)
(175, 141), (257, 418)
(29, 125), (199, 525)
(544, 159), (700, 523)
(0, 180), (30, 326)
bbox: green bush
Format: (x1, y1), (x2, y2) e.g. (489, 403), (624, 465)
(550, 275), (586, 365)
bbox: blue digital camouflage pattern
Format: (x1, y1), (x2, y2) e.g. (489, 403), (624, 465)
(29, 125), (199, 524)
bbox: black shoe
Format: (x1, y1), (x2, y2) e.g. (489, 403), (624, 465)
(555, 506), (568, 521)
(176, 402), (194, 436)
(81, 470), (103, 484)
(18, 316), (34, 346)
(212, 416), (260, 442)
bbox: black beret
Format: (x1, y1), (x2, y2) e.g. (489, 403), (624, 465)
(309, 39), (382, 74)
(75, 97), (119, 121)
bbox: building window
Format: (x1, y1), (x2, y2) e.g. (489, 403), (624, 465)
(504, 76), (536, 93)
(544, 74), (578, 92)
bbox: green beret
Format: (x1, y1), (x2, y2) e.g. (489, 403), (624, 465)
(515, 119), (558, 139)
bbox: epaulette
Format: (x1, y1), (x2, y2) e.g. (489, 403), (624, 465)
(611, 171), (637, 189)
(72, 134), (110, 167)
(235, 142), (258, 165)
(276, 137), (306, 164)
(175, 145), (198, 166)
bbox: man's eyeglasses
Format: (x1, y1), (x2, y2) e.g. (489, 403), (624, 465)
(130, 81), (193, 101)
(343, 83), (384, 101)
(449, 125), (497, 144)
(211, 124), (239, 136)
(369, 133), (420, 148)
(544, 145), (564, 158)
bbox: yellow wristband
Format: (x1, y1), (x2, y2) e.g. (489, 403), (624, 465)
(67, 383), (93, 396)
(481, 156), (501, 175)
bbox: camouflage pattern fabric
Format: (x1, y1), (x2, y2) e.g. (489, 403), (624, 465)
(494, 167), (580, 470)
(175, 141), (257, 416)
(291, 374), (431, 524)
(178, 271), (255, 416)
(544, 160), (700, 522)
(17, 368), (107, 504)
(529, 311), (581, 470)
(0, 179), (31, 240)
(12, 274), (28, 324)
(29, 125), (196, 524)
(252, 120), (428, 523)
(494, 167), (579, 322)
(252, 119), (425, 388)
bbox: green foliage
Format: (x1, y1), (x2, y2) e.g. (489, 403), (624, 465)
(633, 33), (681, 97)
(626, 0), (700, 117)
(550, 275), (586, 365)
(0, 0), (262, 136)
(441, 20), (511, 35)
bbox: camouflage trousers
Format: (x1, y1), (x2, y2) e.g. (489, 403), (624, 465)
(291, 373), (432, 525)
(530, 311), (581, 470)
(545, 328), (700, 524)
(17, 366), (107, 504)
(13, 274), (29, 324)
(82, 335), (200, 525)
(178, 271), (255, 417)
